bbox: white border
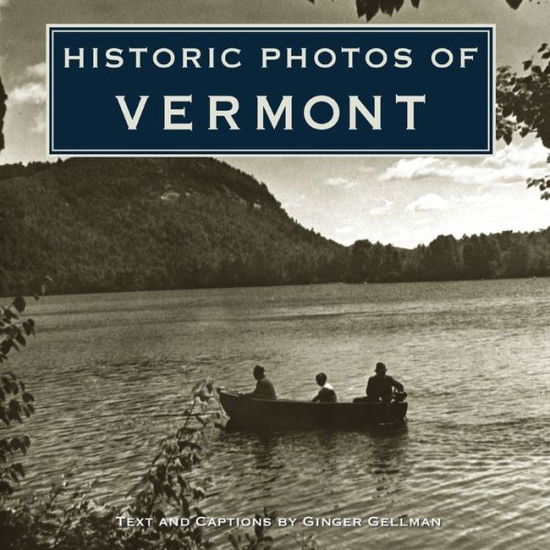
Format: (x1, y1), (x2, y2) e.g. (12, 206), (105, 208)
(47, 24), (496, 158)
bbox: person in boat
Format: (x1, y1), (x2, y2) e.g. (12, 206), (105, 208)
(244, 365), (277, 400)
(312, 372), (337, 403)
(365, 362), (405, 403)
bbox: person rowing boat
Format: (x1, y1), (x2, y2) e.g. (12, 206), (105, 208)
(354, 362), (406, 403)
(366, 362), (406, 403)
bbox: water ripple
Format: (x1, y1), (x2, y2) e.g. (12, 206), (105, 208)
(7, 280), (550, 549)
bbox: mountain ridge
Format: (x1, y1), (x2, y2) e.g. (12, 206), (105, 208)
(1, 157), (549, 297)
(0, 157), (347, 295)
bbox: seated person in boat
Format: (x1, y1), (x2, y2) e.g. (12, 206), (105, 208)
(312, 372), (337, 403)
(244, 365), (277, 400)
(365, 362), (404, 403)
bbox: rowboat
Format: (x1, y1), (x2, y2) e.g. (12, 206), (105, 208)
(218, 390), (407, 430)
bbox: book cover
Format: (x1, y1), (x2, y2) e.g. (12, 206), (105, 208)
(0, 1), (548, 549)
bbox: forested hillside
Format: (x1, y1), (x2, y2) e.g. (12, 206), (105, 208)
(1, 157), (549, 296)
(347, 230), (550, 283)
(0, 158), (347, 295)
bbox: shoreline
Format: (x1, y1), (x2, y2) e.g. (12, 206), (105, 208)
(1, 274), (548, 301)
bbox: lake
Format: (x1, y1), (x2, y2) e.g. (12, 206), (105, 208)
(9, 279), (550, 549)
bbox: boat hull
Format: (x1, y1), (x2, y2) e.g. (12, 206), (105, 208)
(218, 391), (407, 430)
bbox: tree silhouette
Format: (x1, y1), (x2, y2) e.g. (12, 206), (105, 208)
(308, 0), (550, 199)
(498, 44), (550, 199)
(0, 76), (6, 153)
(422, 235), (462, 280)
(308, 0), (529, 22)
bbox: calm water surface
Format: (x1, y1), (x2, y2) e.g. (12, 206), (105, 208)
(9, 280), (550, 549)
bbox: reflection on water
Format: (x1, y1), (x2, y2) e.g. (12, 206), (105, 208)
(7, 279), (550, 549)
(206, 424), (412, 547)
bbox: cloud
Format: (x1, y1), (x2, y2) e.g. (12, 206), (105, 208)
(380, 157), (441, 181)
(412, 217), (434, 226)
(358, 166), (376, 174)
(379, 142), (548, 186)
(451, 192), (508, 211)
(282, 193), (306, 210)
(368, 200), (394, 216)
(31, 110), (46, 134)
(334, 225), (354, 235)
(482, 141), (547, 169)
(7, 82), (46, 104)
(25, 62), (47, 79)
(322, 176), (357, 189)
(405, 193), (452, 212)
(6, 61), (47, 107)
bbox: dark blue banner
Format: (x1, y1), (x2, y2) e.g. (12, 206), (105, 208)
(48, 25), (494, 156)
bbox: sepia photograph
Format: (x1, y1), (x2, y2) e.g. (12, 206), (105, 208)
(0, 1), (549, 549)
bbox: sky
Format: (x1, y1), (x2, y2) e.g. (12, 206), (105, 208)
(0, 0), (549, 247)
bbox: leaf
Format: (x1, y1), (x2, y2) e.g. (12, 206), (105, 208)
(523, 60), (532, 71)
(380, 0), (396, 16)
(3, 308), (17, 322)
(22, 391), (34, 403)
(162, 483), (178, 502)
(12, 296), (26, 313)
(0, 480), (14, 496)
(22, 319), (35, 336)
(192, 486), (206, 499)
(12, 462), (25, 478)
(0, 410), (8, 426)
(356, 0), (379, 22)
(1, 341), (12, 355)
(228, 533), (241, 549)
(502, 105), (512, 118)
(506, 0), (523, 9)
(8, 399), (20, 414)
(15, 333), (26, 347)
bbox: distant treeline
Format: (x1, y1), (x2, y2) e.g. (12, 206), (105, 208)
(0, 158), (548, 296)
(348, 230), (550, 283)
